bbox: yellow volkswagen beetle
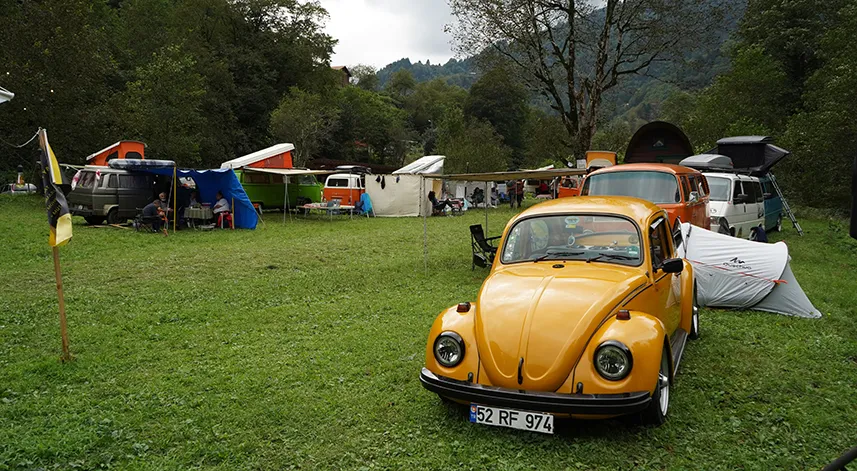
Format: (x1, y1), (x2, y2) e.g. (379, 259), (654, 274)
(419, 196), (699, 432)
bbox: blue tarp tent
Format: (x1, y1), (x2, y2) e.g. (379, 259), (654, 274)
(109, 160), (257, 229)
(148, 168), (257, 229)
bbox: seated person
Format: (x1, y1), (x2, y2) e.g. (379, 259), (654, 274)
(188, 190), (200, 207)
(428, 190), (453, 212)
(213, 190), (231, 227)
(141, 199), (164, 232)
(471, 187), (485, 205)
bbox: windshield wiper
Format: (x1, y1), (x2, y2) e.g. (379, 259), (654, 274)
(586, 253), (637, 263)
(533, 251), (584, 262)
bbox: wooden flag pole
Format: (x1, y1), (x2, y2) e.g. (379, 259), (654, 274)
(52, 246), (72, 362)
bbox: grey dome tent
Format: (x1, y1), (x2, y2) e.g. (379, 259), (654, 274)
(676, 222), (820, 318)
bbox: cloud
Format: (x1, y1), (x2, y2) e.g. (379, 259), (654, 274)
(321, 0), (455, 68)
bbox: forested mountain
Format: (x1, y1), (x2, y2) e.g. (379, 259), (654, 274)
(377, 58), (479, 90)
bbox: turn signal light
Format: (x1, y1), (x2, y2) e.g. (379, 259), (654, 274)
(616, 310), (631, 320)
(457, 302), (471, 312)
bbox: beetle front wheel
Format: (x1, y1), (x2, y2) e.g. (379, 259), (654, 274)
(641, 346), (670, 426)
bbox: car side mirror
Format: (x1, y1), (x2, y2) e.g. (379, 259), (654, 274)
(688, 191), (699, 203)
(660, 258), (684, 274)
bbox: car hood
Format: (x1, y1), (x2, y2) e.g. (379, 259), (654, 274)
(476, 263), (647, 391)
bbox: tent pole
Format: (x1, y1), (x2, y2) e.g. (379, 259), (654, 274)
(422, 177), (428, 275)
(485, 181), (489, 234)
(350, 171), (353, 220)
(283, 175), (287, 224)
(172, 166), (177, 233)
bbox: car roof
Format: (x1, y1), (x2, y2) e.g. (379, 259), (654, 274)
(588, 163), (700, 176)
(511, 196), (665, 227)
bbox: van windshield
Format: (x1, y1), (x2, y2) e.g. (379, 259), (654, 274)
(707, 176), (731, 202)
(583, 171), (680, 204)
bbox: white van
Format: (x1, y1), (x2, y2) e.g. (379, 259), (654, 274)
(705, 172), (765, 239)
(323, 173), (365, 206)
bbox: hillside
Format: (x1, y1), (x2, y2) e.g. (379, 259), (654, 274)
(376, 1), (745, 126)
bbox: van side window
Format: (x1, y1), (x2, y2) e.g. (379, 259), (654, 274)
(245, 173), (269, 184)
(693, 175), (706, 197)
(733, 181), (744, 200)
(680, 176), (691, 202)
(107, 175), (118, 188)
(649, 218), (671, 268)
(744, 180), (759, 203)
(754, 181), (764, 203)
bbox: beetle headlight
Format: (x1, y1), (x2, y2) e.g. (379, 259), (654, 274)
(594, 341), (633, 381)
(434, 332), (465, 367)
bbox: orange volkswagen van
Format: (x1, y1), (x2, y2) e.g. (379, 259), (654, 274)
(580, 163), (710, 230)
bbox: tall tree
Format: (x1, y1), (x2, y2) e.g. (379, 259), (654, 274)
(447, 0), (727, 159)
(270, 87), (339, 167)
(350, 64), (380, 91)
(464, 67), (528, 166)
(436, 107), (511, 173)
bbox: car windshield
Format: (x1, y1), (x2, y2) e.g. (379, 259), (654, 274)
(501, 214), (642, 266)
(583, 171), (680, 204)
(706, 176), (731, 202)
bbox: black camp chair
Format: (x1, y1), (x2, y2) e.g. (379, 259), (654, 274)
(134, 208), (163, 233)
(470, 224), (501, 270)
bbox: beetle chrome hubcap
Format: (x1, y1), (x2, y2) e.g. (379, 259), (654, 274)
(692, 305), (699, 333)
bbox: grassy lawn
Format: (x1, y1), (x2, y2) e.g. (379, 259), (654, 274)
(1, 194), (856, 470)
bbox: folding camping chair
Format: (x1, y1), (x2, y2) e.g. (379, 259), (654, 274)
(470, 224), (501, 269)
(134, 208), (166, 234)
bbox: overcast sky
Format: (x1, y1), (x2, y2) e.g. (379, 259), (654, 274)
(321, 0), (456, 68)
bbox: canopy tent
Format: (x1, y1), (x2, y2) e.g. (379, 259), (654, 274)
(220, 143), (296, 170)
(109, 159), (257, 229)
(676, 222), (820, 318)
(243, 167), (334, 222)
(393, 155), (445, 175)
(0, 86), (13, 103)
(707, 136), (790, 176)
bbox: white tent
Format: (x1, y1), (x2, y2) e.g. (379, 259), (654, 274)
(677, 223), (820, 318)
(365, 174), (440, 217)
(393, 155), (445, 175)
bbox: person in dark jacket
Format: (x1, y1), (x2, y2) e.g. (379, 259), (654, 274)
(141, 199), (163, 231)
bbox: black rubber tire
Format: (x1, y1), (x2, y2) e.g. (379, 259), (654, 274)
(717, 218), (730, 235)
(689, 283), (700, 340)
(749, 227), (758, 241)
(641, 346), (670, 426)
(84, 216), (105, 225)
(106, 208), (123, 225)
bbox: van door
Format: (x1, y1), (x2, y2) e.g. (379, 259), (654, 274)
(731, 179), (749, 237)
(686, 175), (707, 229)
(750, 179), (765, 229)
(648, 216), (681, 334)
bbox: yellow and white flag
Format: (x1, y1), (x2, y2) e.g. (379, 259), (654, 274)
(38, 129), (73, 247)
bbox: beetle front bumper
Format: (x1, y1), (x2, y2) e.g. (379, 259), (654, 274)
(420, 368), (651, 415)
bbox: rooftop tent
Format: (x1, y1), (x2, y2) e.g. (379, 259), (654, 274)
(676, 222), (820, 318)
(393, 155), (445, 175)
(220, 143), (295, 169)
(679, 154), (735, 172)
(86, 141), (147, 166)
(109, 160), (257, 229)
(625, 121), (694, 164)
(708, 136), (790, 176)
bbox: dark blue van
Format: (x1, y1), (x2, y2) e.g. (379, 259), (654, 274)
(760, 174), (783, 232)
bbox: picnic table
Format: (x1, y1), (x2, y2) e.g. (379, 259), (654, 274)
(300, 202), (355, 219)
(184, 206), (213, 228)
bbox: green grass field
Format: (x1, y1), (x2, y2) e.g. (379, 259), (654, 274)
(1, 194), (856, 470)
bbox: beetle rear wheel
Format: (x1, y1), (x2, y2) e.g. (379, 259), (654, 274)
(641, 346), (670, 426)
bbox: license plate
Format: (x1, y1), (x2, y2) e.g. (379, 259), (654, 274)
(469, 404), (554, 434)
